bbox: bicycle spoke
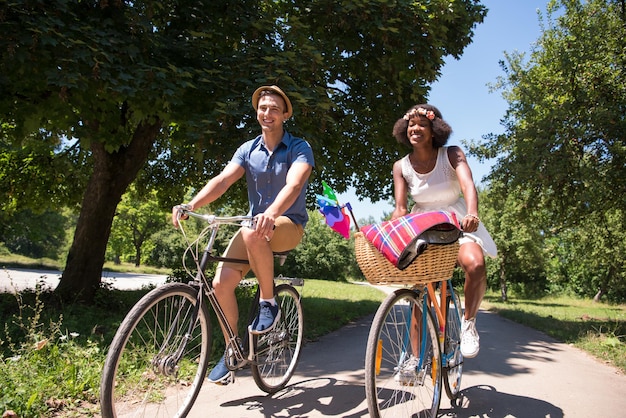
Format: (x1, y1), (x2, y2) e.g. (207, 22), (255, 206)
(365, 288), (442, 418)
(251, 284), (303, 393)
(100, 284), (211, 418)
(443, 283), (464, 399)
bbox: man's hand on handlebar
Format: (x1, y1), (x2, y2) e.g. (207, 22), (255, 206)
(253, 212), (276, 242)
(172, 204), (192, 228)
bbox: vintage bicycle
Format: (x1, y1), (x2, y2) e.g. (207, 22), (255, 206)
(355, 214), (464, 417)
(100, 206), (304, 418)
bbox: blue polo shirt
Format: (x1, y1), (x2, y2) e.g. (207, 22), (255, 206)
(231, 131), (315, 226)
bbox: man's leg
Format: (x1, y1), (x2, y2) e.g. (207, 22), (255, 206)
(243, 216), (303, 332)
(207, 230), (248, 383)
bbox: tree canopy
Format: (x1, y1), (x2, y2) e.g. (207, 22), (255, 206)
(0, 0), (486, 302)
(472, 0), (626, 300)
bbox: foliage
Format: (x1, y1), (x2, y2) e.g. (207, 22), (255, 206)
(107, 186), (166, 266)
(469, 0), (626, 300)
(145, 229), (186, 270)
(0, 286), (102, 417)
(0, 209), (68, 259)
(479, 188), (548, 300)
(0, 0), (487, 302)
(546, 208), (626, 302)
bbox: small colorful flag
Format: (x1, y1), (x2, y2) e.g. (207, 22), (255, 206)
(316, 180), (351, 239)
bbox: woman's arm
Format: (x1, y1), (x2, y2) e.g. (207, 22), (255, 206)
(447, 146), (480, 232)
(392, 159), (409, 220)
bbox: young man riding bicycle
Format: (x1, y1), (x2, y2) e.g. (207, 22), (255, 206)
(172, 85), (314, 383)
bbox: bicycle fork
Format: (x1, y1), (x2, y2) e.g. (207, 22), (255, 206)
(388, 293), (436, 387)
(150, 282), (205, 377)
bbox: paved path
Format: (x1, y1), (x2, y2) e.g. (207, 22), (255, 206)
(187, 300), (626, 417)
(3, 269), (625, 416)
(0, 268), (167, 292)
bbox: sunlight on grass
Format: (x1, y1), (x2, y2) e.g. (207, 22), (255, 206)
(300, 279), (386, 341)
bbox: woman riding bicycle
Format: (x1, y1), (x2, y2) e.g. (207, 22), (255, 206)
(390, 104), (496, 359)
(172, 85), (314, 383)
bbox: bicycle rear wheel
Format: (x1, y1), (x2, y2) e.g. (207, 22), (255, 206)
(100, 283), (211, 418)
(365, 288), (442, 418)
(443, 285), (464, 400)
(251, 283), (304, 393)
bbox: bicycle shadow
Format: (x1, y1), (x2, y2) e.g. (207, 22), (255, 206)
(220, 377), (370, 417)
(439, 384), (563, 418)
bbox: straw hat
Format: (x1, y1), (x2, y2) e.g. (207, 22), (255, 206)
(252, 85), (293, 118)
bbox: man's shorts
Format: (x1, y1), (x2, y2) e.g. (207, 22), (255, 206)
(218, 215), (304, 276)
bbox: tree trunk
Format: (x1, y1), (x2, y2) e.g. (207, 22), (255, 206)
(135, 245), (141, 267)
(55, 120), (161, 303)
(499, 255), (508, 302)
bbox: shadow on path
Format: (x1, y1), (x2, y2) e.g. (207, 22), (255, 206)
(220, 377), (369, 417)
(440, 385), (563, 417)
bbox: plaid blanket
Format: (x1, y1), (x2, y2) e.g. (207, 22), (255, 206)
(361, 211), (461, 270)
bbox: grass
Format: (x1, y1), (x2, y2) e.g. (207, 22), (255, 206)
(482, 291), (626, 373)
(300, 280), (385, 340)
(0, 275), (385, 417)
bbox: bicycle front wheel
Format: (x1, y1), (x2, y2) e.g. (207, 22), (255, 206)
(365, 288), (442, 418)
(443, 286), (464, 400)
(251, 283), (304, 393)
(100, 283), (211, 418)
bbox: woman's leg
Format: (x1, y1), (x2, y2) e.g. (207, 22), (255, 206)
(458, 241), (486, 320)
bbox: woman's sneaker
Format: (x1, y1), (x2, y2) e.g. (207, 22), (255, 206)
(249, 301), (280, 334)
(207, 354), (231, 384)
(461, 317), (480, 358)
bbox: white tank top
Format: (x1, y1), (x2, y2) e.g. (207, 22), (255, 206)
(401, 147), (460, 210)
(400, 147), (498, 257)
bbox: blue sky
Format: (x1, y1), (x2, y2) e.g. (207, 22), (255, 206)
(337, 0), (550, 223)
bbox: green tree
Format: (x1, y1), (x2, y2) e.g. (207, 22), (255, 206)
(0, 209), (68, 259)
(480, 186), (547, 300)
(107, 186), (165, 267)
(472, 0), (625, 300)
(1, 0), (486, 302)
(547, 208), (626, 302)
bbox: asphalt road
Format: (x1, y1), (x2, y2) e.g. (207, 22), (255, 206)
(0, 267), (168, 292)
(3, 269), (625, 417)
(187, 290), (626, 417)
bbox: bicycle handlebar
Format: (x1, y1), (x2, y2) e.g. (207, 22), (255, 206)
(175, 204), (255, 228)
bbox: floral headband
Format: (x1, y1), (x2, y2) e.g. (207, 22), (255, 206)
(403, 107), (435, 121)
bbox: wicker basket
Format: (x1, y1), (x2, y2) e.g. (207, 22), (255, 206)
(354, 231), (459, 285)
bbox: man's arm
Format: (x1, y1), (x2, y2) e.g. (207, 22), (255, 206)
(171, 162), (245, 227)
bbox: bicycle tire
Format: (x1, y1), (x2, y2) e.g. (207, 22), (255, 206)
(100, 283), (211, 418)
(443, 286), (464, 400)
(251, 283), (304, 393)
(365, 288), (442, 418)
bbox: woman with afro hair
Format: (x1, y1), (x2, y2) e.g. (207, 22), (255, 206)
(391, 104), (497, 359)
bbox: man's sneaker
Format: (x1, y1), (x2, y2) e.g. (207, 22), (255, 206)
(461, 317), (480, 358)
(207, 355), (231, 384)
(394, 355), (420, 386)
(250, 301), (280, 334)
